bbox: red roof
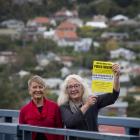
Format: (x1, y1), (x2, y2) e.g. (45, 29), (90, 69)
(57, 21), (77, 31)
(33, 17), (49, 24)
(99, 125), (125, 134)
(60, 56), (76, 61)
(55, 30), (78, 40)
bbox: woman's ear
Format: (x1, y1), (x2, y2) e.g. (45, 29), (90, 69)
(28, 87), (31, 95)
(81, 85), (84, 94)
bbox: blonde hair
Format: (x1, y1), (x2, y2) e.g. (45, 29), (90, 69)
(57, 74), (90, 106)
(28, 75), (46, 89)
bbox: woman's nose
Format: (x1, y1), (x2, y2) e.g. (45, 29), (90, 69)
(36, 87), (41, 91)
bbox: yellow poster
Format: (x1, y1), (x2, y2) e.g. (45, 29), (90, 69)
(92, 61), (114, 94)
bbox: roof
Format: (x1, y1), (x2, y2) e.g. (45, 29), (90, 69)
(111, 15), (128, 21)
(55, 30), (78, 40)
(57, 21), (77, 30)
(32, 17), (49, 24)
(85, 21), (108, 28)
(55, 9), (78, 17)
(60, 56), (76, 61)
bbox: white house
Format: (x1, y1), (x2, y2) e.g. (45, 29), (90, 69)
(120, 74), (130, 83)
(101, 32), (129, 40)
(60, 67), (70, 78)
(18, 70), (30, 78)
(67, 18), (84, 27)
(114, 60), (130, 74)
(74, 38), (92, 52)
(36, 54), (50, 67)
(0, 51), (17, 64)
(1, 19), (24, 29)
(85, 21), (108, 28)
(36, 52), (61, 67)
(110, 48), (136, 60)
(44, 78), (63, 89)
(111, 15), (129, 21)
(43, 29), (55, 39)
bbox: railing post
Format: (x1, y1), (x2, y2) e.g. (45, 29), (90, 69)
(0, 134), (4, 140)
(22, 131), (32, 140)
(125, 127), (140, 136)
(4, 117), (12, 123)
(4, 117), (13, 140)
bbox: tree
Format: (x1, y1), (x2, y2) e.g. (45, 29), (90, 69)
(0, 36), (14, 51)
(0, 65), (23, 109)
(32, 38), (58, 54)
(77, 26), (94, 38)
(0, 0), (13, 21)
(123, 95), (140, 117)
(130, 75), (140, 86)
(15, 46), (37, 71)
(105, 38), (119, 51)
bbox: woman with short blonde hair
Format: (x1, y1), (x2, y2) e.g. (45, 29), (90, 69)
(19, 75), (63, 140)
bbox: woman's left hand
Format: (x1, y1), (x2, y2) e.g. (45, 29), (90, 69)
(112, 63), (120, 77)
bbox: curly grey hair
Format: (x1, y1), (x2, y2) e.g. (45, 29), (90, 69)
(57, 74), (90, 106)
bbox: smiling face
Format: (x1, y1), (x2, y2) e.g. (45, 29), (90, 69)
(66, 78), (84, 102)
(29, 81), (45, 100)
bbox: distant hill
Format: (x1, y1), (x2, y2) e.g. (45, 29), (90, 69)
(0, 0), (140, 22)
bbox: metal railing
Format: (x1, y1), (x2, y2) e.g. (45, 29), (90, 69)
(0, 109), (140, 140)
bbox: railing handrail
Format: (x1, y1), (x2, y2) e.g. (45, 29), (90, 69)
(0, 109), (19, 117)
(19, 124), (139, 140)
(0, 122), (139, 140)
(98, 115), (140, 128)
(0, 122), (18, 134)
(0, 109), (140, 129)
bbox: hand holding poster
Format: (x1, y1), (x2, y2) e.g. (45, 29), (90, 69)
(92, 61), (114, 95)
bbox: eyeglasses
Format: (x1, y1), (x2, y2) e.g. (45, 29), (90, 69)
(66, 84), (81, 90)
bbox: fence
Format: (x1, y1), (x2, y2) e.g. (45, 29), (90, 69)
(0, 109), (140, 140)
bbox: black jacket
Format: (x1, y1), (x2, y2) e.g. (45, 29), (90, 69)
(60, 90), (119, 140)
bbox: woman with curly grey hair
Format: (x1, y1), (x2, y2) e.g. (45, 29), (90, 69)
(57, 64), (120, 140)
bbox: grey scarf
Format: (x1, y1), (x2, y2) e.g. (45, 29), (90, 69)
(69, 100), (83, 113)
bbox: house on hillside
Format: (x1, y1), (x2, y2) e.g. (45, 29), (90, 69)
(26, 17), (50, 35)
(54, 21), (79, 46)
(36, 52), (61, 67)
(117, 19), (140, 27)
(18, 70), (30, 78)
(129, 66), (140, 77)
(92, 15), (108, 23)
(101, 32), (129, 40)
(44, 78), (63, 89)
(43, 29), (55, 39)
(85, 21), (108, 28)
(0, 51), (17, 64)
(114, 60), (130, 74)
(61, 67), (70, 78)
(67, 18), (83, 27)
(54, 8), (78, 21)
(1, 19), (24, 29)
(111, 15), (129, 22)
(110, 48), (135, 60)
(30, 17), (50, 26)
(13, 0), (41, 5)
(74, 38), (92, 52)
(60, 56), (76, 67)
(110, 14), (129, 26)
